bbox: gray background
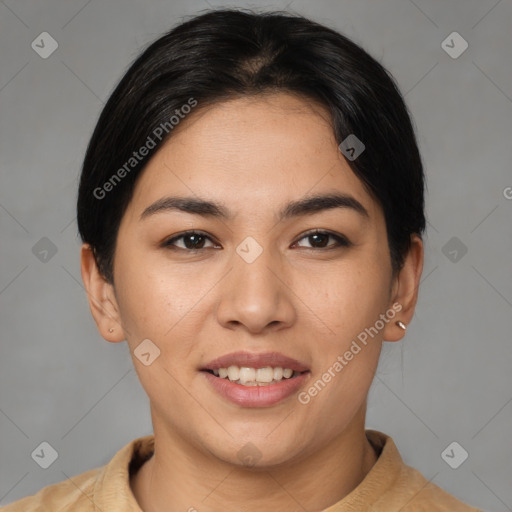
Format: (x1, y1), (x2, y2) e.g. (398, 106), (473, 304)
(0, 0), (511, 510)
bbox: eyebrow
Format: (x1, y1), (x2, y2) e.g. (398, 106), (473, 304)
(140, 192), (369, 222)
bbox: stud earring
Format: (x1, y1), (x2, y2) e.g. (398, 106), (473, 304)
(109, 327), (114, 333)
(396, 321), (406, 330)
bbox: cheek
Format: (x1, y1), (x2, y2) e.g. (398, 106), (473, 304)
(304, 259), (391, 337)
(112, 244), (174, 339)
(298, 247), (391, 407)
(113, 246), (212, 367)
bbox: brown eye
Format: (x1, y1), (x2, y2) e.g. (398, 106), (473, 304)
(293, 230), (351, 250)
(162, 231), (218, 251)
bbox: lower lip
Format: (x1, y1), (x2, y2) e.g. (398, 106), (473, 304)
(202, 371), (309, 407)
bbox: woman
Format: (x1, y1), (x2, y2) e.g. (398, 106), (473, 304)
(3, 8), (481, 511)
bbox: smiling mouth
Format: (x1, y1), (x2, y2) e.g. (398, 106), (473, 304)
(203, 366), (306, 386)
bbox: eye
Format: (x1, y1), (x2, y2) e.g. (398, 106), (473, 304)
(162, 230), (219, 251)
(292, 229), (352, 250)
(161, 229), (351, 252)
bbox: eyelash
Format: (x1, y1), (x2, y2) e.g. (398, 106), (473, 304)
(161, 229), (352, 252)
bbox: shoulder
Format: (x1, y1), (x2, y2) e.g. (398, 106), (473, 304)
(0, 467), (101, 511)
(363, 430), (483, 512)
(395, 463), (483, 511)
(0, 435), (153, 512)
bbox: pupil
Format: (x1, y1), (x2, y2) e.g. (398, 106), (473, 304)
(183, 233), (330, 249)
(310, 233), (328, 248)
(186, 234), (204, 249)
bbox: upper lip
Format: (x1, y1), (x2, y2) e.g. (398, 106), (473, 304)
(202, 351), (310, 372)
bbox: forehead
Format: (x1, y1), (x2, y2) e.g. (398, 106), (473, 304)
(125, 93), (381, 222)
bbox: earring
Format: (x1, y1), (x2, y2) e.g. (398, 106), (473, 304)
(396, 321), (406, 330)
(109, 327), (114, 333)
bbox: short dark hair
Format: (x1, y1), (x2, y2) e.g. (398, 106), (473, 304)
(77, 8), (425, 284)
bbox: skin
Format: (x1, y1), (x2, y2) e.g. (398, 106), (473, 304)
(81, 92), (423, 512)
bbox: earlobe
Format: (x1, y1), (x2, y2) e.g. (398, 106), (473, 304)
(383, 234), (424, 342)
(395, 320), (407, 331)
(80, 244), (125, 343)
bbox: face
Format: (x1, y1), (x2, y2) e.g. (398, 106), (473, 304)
(83, 92), (421, 468)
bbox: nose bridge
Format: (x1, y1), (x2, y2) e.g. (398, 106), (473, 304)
(233, 235), (281, 301)
(216, 235), (295, 332)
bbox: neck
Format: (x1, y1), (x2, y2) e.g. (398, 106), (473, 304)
(131, 407), (378, 512)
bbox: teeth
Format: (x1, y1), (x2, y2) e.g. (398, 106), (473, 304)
(211, 366), (298, 385)
(256, 367), (274, 383)
(227, 366), (240, 381)
(274, 367), (283, 380)
(239, 367), (256, 382)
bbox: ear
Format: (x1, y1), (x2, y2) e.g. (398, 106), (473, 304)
(80, 243), (125, 343)
(383, 234), (424, 342)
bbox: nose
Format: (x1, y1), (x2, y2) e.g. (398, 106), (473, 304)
(215, 244), (296, 335)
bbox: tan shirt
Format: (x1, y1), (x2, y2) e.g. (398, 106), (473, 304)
(1, 430), (482, 511)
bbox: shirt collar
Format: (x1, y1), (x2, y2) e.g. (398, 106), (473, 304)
(323, 429), (403, 510)
(91, 430), (401, 511)
(93, 434), (154, 511)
